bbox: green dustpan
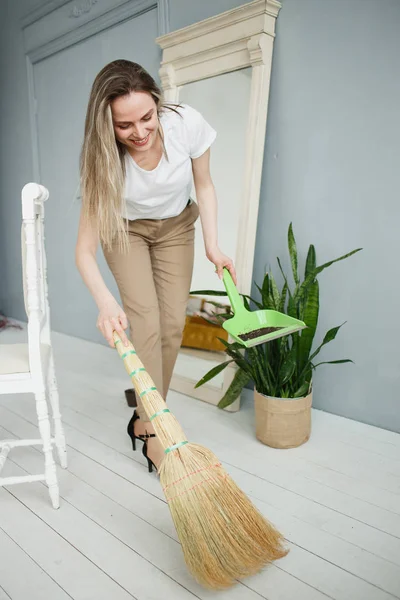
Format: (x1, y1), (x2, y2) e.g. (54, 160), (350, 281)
(222, 269), (306, 348)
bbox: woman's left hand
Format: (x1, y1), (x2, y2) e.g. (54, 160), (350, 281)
(206, 246), (237, 284)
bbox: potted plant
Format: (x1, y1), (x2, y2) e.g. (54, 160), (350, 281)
(194, 224), (361, 448)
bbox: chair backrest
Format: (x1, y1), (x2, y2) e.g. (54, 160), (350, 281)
(21, 183), (51, 341)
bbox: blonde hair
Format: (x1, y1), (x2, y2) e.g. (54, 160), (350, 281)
(80, 60), (168, 249)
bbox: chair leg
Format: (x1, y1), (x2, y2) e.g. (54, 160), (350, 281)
(35, 386), (60, 509)
(47, 352), (68, 469)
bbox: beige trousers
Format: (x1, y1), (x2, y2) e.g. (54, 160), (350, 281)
(104, 200), (199, 422)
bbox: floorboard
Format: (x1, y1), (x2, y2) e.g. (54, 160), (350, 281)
(1, 327), (399, 600)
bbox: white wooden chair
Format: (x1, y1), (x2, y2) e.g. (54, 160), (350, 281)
(0, 183), (67, 509)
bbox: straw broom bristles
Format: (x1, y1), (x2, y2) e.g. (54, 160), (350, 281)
(114, 333), (288, 589)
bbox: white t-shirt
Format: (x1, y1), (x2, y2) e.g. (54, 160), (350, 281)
(122, 104), (216, 221)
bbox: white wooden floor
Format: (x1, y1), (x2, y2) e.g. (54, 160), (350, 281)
(1, 327), (400, 600)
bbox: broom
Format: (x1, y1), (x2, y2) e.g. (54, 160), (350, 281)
(113, 332), (288, 589)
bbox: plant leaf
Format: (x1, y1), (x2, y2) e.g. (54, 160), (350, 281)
(243, 295), (251, 311)
(190, 289), (228, 296)
(249, 345), (273, 395)
(203, 299), (231, 309)
(293, 381), (311, 398)
(287, 294), (297, 318)
(294, 324), (345, 389)
(295, 248), (362, 305)
(218, 368), (251, 409)
(199, 316), (223, 326)
(216, 338), (243, 352)
(261, 274), (271, 309)
(255, 283), (263, 296)
(243, 294), (263, 309)
(214, 314), (231, 323)
(279, 346), (297, 386)
(216, 341), (248, 368)
(195, 360), (234, 388)
(298, 280), (319, 372)
(279, 281), (288, 313)
(225, 352), (253, 376)
(277, 257), (293, 299)
(309, 323), (344, 363)
(277, 257), (296, 316)
(313, 359), (354, 367)
(322, 325), (343, 345)
(288, 223), (299, 285)
(305, 244), (316, 278)
(269, 273), (280, 310)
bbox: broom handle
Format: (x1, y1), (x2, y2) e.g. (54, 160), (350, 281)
(222, 268), (246, 316)
(112, 331), (166, 415)
(113, 331), (189, 453)
(113, 331), (140, 365)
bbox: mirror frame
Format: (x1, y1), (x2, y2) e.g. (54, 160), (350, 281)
(156, 0), (281, 408)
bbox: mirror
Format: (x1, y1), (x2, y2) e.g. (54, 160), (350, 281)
(172, 68), (252, 407)
(179, 68), (252, 293)
(157, 0), (281, 409)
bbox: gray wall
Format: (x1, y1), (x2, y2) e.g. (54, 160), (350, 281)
(0, 0), (252, 340)
(1, 0), (399, 432)
(0, 0), (46, 316)
(253, 0), (400, 431)
(169, 0), (252, 30)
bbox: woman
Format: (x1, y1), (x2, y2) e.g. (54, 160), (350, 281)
(76, 59), (236, 471)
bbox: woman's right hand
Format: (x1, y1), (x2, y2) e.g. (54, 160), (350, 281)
(97, 298), (130, 348)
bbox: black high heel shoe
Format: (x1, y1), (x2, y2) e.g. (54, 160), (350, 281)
(125, 388), (137, 407)
(142, 440), (157, 473)
(127, 410), (156, 451)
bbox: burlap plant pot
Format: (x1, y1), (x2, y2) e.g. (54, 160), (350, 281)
(254, 390), (312, 449)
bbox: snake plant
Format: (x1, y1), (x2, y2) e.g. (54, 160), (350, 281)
(193, 224), (362, 409)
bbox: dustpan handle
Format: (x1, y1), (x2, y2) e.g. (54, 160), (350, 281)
(223, 268), (246, 316)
